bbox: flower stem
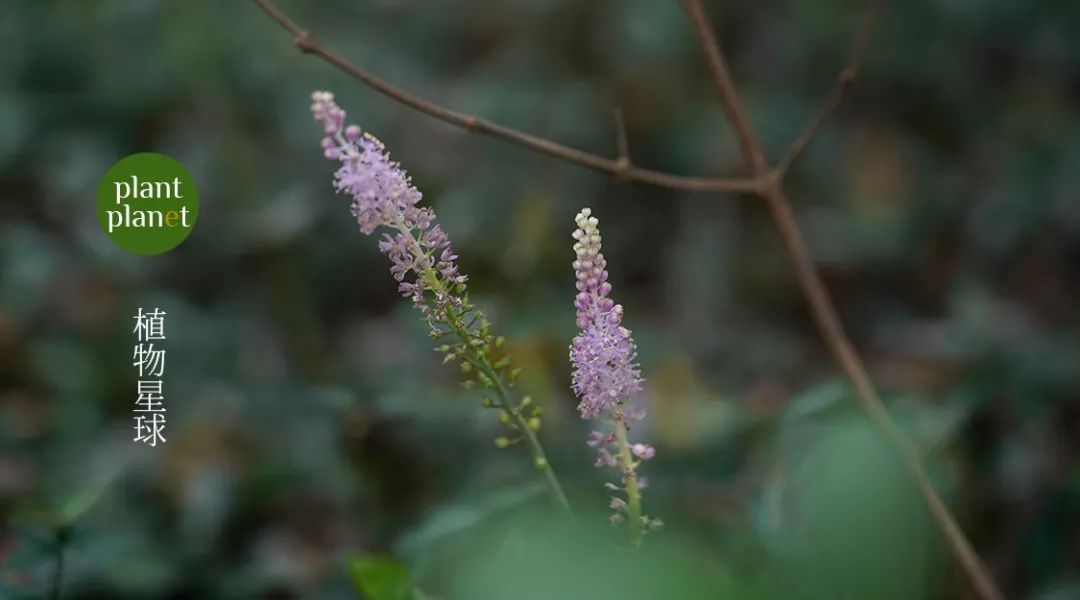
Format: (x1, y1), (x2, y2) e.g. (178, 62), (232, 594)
(398, 223), (572, 514)
(475, 351), (572, 514)
(450, 316), (571, 513)
(613, 415), (643, 545)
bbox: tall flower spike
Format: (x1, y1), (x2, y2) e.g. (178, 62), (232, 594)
(310, 90), (570, 512)
(569, 208), (660, 544)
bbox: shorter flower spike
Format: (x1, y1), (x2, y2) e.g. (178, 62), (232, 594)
(568, 208), (657, 544)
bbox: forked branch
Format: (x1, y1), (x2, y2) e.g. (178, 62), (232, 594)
(776, 0), (883, 177)
(679, 1), (1004, 599)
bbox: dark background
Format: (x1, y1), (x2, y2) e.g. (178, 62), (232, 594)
(1, 0), (1078, 598)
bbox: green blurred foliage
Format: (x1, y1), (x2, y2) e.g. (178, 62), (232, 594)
(347, 556), (418, 600)
(1, 0), (1079, 598)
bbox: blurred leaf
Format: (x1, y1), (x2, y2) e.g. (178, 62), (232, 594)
(441, 508), (750, 600)
(780, 379), (848, 425)
(1036, 581), (1080, 600)
(348, 556), (419, 600)
(763, 402), (941, 600)
(400, 482), (545, 560)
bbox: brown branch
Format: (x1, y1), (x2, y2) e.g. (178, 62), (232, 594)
(776, 0), (883, 177)
(678, 0), (768, 174)
(611, 107), (632, 182)
(612, 108), (632, 168)
(678, 1), (1005, 599)
(252, 0), (761, 195)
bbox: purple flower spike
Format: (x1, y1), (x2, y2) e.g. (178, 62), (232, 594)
(570, 209), (643, 419)
(568, 208), (658, 542)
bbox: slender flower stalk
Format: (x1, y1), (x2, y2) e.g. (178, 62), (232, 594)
(310, 90), (570, 513)
(569, 208), (660, 545)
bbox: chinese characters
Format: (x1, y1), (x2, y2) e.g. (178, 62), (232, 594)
(132, 307), (167, 446)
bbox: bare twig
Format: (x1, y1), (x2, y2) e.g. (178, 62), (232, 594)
(612, 107), (632, 182)
(612, 107), (632, 168)
(775, 0), (883, 177)
(678, 0), (768, 174)
(678, 1), (1004, 599)
(252, 0), (761, 194)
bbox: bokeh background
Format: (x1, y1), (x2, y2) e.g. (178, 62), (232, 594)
(2, 0), (1079, 598)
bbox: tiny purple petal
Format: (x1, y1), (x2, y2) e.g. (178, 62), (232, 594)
(594, 449), (617, 468)
(632, 443), (656, 460)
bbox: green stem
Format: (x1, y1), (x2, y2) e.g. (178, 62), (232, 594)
(613, 415), (643, 545)
(475, 348), (572, 514)
(397, 224), (572, 514)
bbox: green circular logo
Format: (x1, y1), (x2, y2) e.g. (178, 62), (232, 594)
(97, 153), (198, 255)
